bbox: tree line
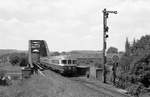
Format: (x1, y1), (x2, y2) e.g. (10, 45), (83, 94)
(116, 35), (150, 96)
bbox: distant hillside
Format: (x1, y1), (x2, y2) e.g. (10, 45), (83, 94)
(58, 50), (103, 58)
(0, 49), (27, 56)
(69, 50), (102, 54)
(50, 50), (103, 57)
(0, 49), (18, 56)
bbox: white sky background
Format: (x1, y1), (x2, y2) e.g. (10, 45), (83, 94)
(0, 0), (149, 51)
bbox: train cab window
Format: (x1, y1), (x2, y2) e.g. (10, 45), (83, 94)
(62, 60), (67, 64)
(68, 60), (71, 64)
(73, 60), (77, 64)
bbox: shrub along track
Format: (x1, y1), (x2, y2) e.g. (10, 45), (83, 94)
(70, 77), (133, 97)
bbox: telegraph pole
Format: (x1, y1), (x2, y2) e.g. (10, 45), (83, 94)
(102, 8), (117, 83)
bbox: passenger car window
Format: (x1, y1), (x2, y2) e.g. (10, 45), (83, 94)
(68, 60), (71, 64)
(62, 60), (67, 64)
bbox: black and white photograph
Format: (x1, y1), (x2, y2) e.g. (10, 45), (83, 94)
(0, 0), (149, 97)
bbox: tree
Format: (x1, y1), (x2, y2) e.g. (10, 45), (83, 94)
(9, 55), (20, 66)
(9, 52), (28, 66)
(107, 47), (118, 54)
(20, 55), (28, 67)
(125, 37), (130, 56)
(117, 35), (150, 96)
(51, 52), (60, 56)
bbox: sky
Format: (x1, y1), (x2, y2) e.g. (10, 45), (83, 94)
(0, 0), (149, 52)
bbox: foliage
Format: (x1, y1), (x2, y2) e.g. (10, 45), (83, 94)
(118, 55), (133, 72)
(9, 55), (20, 65)
(131, 54), (150, 87)
(9, 52), (28, 66)
(50, 52), (60, 56)
(107, 47), (118, 54)
(125, 38), (130, 56)
(127, 84), (145, 97)
(117, 35), (150, 95)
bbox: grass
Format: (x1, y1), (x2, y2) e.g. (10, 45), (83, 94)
(0, 70), (109, 97)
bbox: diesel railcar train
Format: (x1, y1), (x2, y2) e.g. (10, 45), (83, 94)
(40, 55), (77, 74)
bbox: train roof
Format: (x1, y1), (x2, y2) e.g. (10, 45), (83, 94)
(49, 55), (77, 60)
(48, 53), (103, 60)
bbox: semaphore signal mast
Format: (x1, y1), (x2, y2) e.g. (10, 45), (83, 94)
(102, 8), (117, 83)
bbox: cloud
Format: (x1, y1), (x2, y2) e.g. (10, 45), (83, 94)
(0, 0), (149, 51)
(105, 0), (150, 50)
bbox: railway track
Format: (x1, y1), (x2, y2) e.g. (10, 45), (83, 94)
(35, 58), (132, 97)
(38, 69), (132, 97)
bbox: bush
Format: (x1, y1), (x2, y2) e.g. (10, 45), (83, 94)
(9, 55), (20, 66)
(9, 52), (28, 66)
(127, 84), (145, 97)
(116, 35), (150, 96)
